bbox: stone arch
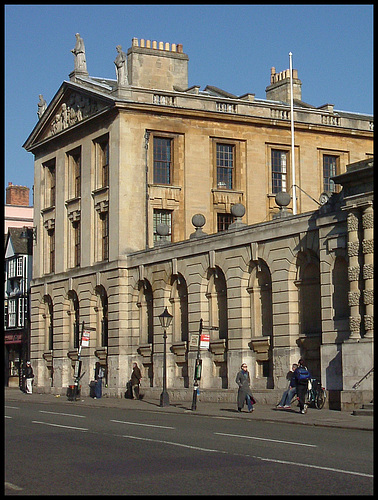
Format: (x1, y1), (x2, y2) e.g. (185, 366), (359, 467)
(93, 284), (108, 348)
(332, 255), (349, 342)
(248, 259), (273, 388)
(67, 289), (80, 349)
(295, 249), (321, 378)
(206, 265), (228, 389)
(170, 273), (188, 343)
(137, 279), (154, 345)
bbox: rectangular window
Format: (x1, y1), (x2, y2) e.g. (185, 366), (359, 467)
(101, 213), (109, 261)
(217, 213), (234, 232)
(67, 150), (81, 199)
(153, 209), (172, 242)
(8, 259), (16, 279)
(74, 222), (81, 267)
(17, 297), (25, 327)
(16, 257), (24, 277)
(44, 159), (56, 207)
(49, 229), (55, 273)
(323, 155), (338, 193)
(100, 141), (109, 187)
(216, 144), (234, 189)
(95, 138), (109, 188)
(153, 137), (172, 184)
(8, 299), (16, 328)
(271, 150), (288, 193)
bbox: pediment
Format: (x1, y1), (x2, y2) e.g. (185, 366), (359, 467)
(24, 83), (114, 150)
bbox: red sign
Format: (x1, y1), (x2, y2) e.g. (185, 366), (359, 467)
(4, 334), (23, 344)
(200, 333), (210, 349)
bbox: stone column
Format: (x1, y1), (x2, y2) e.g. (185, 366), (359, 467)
(347, 210), (361, 339)
(362, 204), (374, 338)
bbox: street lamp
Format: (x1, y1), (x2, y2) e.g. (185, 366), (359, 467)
(159, 307), (173, 407)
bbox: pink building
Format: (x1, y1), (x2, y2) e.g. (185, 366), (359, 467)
(4, 183), (34, 233)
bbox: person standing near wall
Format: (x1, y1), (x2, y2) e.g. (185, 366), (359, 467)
(23, 361), (34, 394)
(235, 363), (255, 413)
(294, 358), (311, 414)
(94, 361), (105, 399)
(130, 362), (142, 399)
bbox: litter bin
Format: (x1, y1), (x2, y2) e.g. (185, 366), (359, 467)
(67, 384), (81, 401)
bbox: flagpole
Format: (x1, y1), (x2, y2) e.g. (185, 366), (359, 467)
(289, 52), (297, 215)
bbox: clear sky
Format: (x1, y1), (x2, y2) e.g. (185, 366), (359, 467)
(4, 4), (373, 204)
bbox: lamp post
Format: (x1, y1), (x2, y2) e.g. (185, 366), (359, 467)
(159, 307), (173, 407)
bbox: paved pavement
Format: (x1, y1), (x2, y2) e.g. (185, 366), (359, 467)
(5, 387), (373, 431)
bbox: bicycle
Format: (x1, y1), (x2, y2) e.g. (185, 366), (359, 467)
(306, 378), (326, 409)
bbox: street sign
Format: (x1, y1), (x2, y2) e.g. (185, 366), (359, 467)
(81, 330), (90, 347)
(190, 334), (199, 348)
(200, 333), (210, 350)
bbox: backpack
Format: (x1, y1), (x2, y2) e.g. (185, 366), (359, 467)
(296, 366), (310, 382)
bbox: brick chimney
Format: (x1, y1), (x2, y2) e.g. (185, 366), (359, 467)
(6, 182), (30, 206)
(127, 37), (189, 91)
(265, 67), (302, 103)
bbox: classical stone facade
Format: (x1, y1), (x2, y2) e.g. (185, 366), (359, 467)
(23, 36), (373, 409)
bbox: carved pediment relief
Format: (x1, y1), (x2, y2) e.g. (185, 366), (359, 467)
(46, 91), (107, 138)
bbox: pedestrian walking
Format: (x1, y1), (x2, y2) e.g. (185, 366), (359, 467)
(294, 358), (311, 414)
(94, 362), (105, 399)
(23, 361), (34, 394)
(130, 362), (142, 399)
(276, 363), (298, 408)
(235, 363), (255, 412)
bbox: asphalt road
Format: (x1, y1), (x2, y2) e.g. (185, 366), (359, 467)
(5, 399), (373, 495)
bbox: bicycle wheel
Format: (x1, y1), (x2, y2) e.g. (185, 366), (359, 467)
(315, 388), (326, 409)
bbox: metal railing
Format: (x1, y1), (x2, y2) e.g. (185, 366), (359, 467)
(352, 367), (373, 390)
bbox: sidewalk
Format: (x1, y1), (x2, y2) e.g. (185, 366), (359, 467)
(5, 387), (373, 431)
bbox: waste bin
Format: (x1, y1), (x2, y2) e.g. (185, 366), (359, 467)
(67, 384), (81, 401)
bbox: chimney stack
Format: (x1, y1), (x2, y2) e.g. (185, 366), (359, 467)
(266, 67), (302, 103)
(6, 182), (30, 206)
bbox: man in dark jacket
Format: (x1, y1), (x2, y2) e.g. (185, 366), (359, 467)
(294, 358), (311, 414)
(235, 363), (255, 413)
(23, 361), (34, 394)
(276, 363), (298, 408)
(130, 362), (142, 399)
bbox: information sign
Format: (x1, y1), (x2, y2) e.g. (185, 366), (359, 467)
(200, 333), (210, 349)
(81, 330), (90, 347)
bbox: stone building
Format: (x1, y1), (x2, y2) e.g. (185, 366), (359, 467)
(23, 36), (373, 408)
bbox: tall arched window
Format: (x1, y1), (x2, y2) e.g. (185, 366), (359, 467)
(68, 290), (80, 348)
(138, 280), (153, 345)
(171, 274), (188, 342)
(43, 295), (54, 351)
(207, 267), (228, 340)
(95, 285), (108, 347)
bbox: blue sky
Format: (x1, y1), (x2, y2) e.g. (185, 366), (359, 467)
(4, 4), (373, 204)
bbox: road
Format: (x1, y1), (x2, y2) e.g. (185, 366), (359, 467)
(5, 398), (373, 495)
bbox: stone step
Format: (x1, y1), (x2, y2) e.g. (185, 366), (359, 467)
(352, 402), (373, 416)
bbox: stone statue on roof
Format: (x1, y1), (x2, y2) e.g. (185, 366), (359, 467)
(37, 94), (47, 119)
(71, 33), (88, 74)
(114, 45), (128, 87)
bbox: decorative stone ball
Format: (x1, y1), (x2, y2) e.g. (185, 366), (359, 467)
(192, 214), (206, 228)
(156, 224), (170, 237)
(275, 191), (291, 207)
(230, 203), (245, 218)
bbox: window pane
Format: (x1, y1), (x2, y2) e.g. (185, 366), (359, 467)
(271, 150), (287, 194)
(323, 155), (337, 192)
(153, 138), (172, 184)
(153, 209), (172, 242)
(217, 144), (234, 189)
(217, 213), (234, 232)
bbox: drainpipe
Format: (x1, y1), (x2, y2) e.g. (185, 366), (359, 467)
(144, 131), (150, 249)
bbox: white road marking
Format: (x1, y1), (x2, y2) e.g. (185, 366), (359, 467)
(39, 410), (86, 418)
(256, 456), (373, 478)
(5, 415), (12, 419)
(120, 434), (372, 478)
(215, 432), (317, 448)
(5, 405), (20, 409)
(111, 419), (175, 430)
(32, 421), (88, 431)
(122, 434), (226, 453)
